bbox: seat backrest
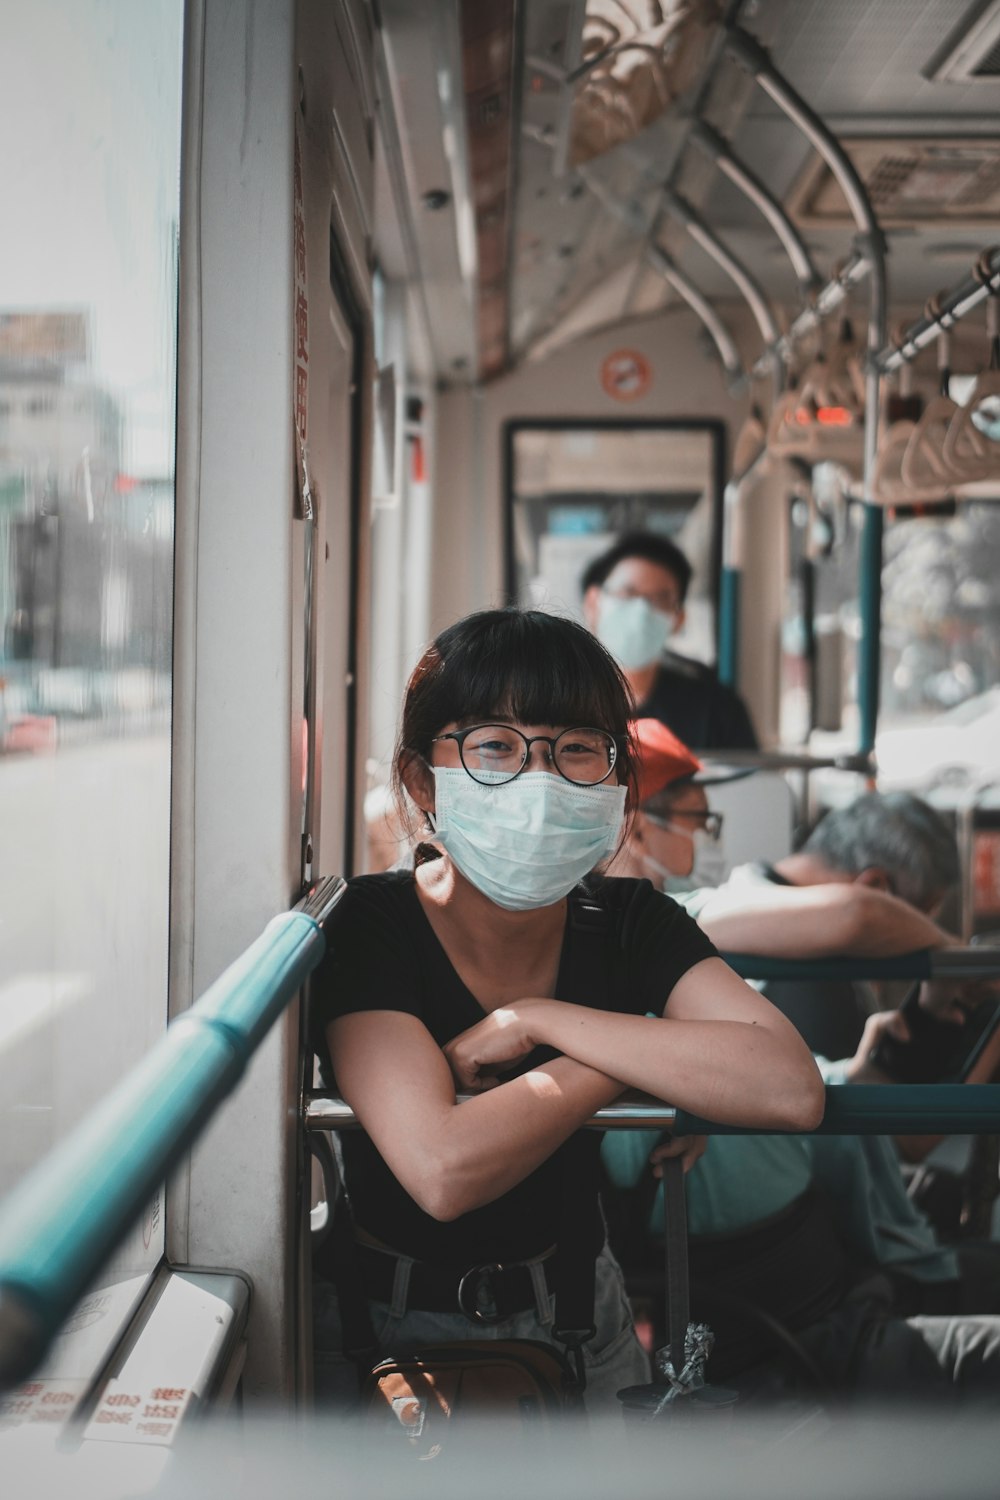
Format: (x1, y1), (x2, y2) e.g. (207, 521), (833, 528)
(709, 771), (795, 873)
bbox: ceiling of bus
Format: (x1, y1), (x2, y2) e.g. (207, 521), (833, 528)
(376, 0), (1000, 382)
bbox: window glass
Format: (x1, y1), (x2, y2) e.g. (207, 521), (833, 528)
(0, 0), (183, 1303)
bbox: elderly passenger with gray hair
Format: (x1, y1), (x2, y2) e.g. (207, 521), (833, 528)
(670, 791), (969, 1060)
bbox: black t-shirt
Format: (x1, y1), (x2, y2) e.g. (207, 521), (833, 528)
(310, 870), (717, 1265)
(639, 655), (758, 751)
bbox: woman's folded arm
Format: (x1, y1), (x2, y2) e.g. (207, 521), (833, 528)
(443, 958), (825, 1133)
(327, 1010), (623, 1221)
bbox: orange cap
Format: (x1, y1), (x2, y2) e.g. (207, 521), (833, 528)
(632, 718), (702, 804)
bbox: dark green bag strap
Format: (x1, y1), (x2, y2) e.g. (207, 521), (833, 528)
(661, 1154), (690, 1375)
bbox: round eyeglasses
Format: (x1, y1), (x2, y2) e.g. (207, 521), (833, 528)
(645, 809), (724, 842)
(431, 724), (620, 787)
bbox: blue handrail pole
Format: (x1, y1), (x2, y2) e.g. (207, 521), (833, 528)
(717, 566), (740, 687)
(718, 461), (758, 690)
(723, 947), (1000, 983)
(725, 949), (932, 983)
(675, 1084), (1000, 1138)
(0, 891), (340, 1390)
(857, 502), (884, 755)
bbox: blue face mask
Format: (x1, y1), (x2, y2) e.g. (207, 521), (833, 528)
(430, 768), (626, 911)
(596, 593), (674, 670)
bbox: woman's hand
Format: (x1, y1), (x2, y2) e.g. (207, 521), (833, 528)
(649, 1133), (708, 1176)
(443, 1001), (548, 1092)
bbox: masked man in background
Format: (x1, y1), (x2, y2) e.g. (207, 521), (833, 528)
(581, 531), (758, 751)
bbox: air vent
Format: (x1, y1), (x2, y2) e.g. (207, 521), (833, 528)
(926, 0), (1000, 83)
(786, 138), (1000, 228)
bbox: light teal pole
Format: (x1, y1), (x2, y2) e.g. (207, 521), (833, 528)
(718, 564), (741, 688)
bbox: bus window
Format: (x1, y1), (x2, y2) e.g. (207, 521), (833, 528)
(0, 0), (183, 1306)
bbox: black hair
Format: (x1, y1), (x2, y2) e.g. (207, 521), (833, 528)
(579, 530), (694, 602)
(393, 607), (638, 830)
(802, 792), (960, 910)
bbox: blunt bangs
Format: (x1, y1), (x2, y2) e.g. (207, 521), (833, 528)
(427, 610), (628, 737)
(397, 608), (638, 805)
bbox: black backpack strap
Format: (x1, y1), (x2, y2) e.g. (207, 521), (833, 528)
(321, 1198), (379, 1378)
(550, 886), (630, 1387)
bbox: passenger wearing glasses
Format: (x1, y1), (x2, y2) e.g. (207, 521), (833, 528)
(310, 608), (822, 1409)
(608, 717), (735, 895)
(580, 531), (758, 752)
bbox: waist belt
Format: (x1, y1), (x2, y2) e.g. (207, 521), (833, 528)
(355, 1240), (559, 1324)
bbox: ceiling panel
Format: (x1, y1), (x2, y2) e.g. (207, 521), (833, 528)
(377, 0), (1000, 378)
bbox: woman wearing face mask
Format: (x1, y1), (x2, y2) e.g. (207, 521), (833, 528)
(310, 609), (822, 1409)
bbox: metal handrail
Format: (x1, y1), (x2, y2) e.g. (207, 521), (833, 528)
(878, 247), (1000, 372)
(726, 25), (888, 759)
(0, 875), (346, 1390)
(645, 246), (744, 383)
(696, 747), (876, 774)
(304, 1085), (1000, 1137)
(723, 948), (1000, 984)
(661, 189), (781, 351)
(745, 251), (873, 384)
(689, 120), (820, 297)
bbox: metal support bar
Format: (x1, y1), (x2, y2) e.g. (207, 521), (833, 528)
(0, 881), (345, 1391)
(726, 25), (888, 756)
(695, 747), (876, 775)
(746, 252), (872, 384)
(645, 245), (744, 383)
(661, 189), (782, 350)
(878, 246), (1000, 371)
(548, 0), (588, 179)
(582, 173), (745, 387)
(690, 120), (821, 296)
(305, 1085), (1000, 1136)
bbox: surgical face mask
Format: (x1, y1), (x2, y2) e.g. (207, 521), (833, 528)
(596, 593), (674, 670)
(686, 825), (728, 888)
(430, 767), (626, 911)
(643, 817), (728, 893)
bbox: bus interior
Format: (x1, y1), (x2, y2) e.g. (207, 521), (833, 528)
(3, 0), (1000, 1490)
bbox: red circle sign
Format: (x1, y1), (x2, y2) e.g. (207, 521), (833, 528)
(600, 348), (652, 401)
